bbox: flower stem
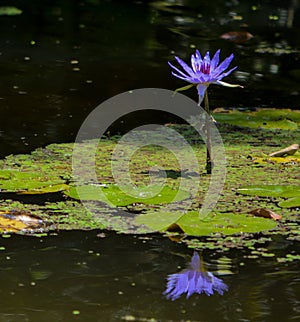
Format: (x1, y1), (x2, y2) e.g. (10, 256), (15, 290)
(204, 91), (212, 174)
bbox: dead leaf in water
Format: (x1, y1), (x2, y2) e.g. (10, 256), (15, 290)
(249, 208), (282, 221)
(220, 31), (254, 43)
(0, 210), (47, 233)
(269, 144), (299, 157)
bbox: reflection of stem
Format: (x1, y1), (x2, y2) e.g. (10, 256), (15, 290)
(204, 91), (212, 174)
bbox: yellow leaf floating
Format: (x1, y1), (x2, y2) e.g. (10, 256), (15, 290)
(0, 210), (46, 233)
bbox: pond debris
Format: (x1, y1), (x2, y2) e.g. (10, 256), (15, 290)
(0, 210), (50, 234)
(220, 31), (254, 44)
(249, 208), (282, 221)
(268, 143), (299, 157)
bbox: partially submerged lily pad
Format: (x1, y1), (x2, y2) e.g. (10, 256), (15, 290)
(213, 109), (300, 130)
(237, 185), (300, 209)
(0, 169), (66, 193)
(0, 6), (22, 16)
(65, 184), (190, 206)
(136, 211), (277, 236)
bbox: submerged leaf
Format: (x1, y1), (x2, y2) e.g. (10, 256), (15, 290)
(0, 6), (22, 16)
(220, 31), (254, 43)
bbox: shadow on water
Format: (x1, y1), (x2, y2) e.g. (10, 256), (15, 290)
(0, 1), (300, 321)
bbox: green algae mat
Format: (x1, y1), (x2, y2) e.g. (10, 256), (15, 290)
(0, 109), (299, 256)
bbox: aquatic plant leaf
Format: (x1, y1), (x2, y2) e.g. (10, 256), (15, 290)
(0, 211), (46, 233)
(65, 184), (190, 206)
(249, 208), (282, 220)
(213, 109), (300, 130)
(18, 184), (69, 194)
(278, 197), (300, 208)
(177, 212), (277, 236)
(237, 185), (300, 198)
(0, 170), (65, 193)
(0, 6), (22, 15)
(135, 211), (186, 231)
(136, 211), (277, 236)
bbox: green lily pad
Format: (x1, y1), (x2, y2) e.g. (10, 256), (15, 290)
(65, 184), (190, 206)
(0, 170), (65, 193)
(278, 197), (300, 208)
(213, 109), (300, 130)
(237, 185), (300, 198)
(136, 211), (277, 236)
(0, 6), (22, 16)
(135, 211), (185, 231)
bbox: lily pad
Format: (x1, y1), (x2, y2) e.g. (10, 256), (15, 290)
(213, 109), (300, 130)
(0, 6), (22, 16)
(278, 197), (300, 208)
(237, 185), (300, 198)
(136, 211), (277, 236)
(65, 184), (190, 206)
(0, 170), (65, 193)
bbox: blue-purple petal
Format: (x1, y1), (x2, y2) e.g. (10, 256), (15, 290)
(197, 84), (208, 105)
(175, 56), (195, 77)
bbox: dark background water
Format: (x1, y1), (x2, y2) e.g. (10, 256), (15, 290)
(0, 1), (299, 321)
(0, 0), (299, 157)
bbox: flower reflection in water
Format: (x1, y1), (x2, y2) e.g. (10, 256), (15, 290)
(163, 252), (228, 301)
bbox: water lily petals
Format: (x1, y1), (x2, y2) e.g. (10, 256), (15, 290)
(196, 83), (208, 105)
(210, 49), (220, 70)
(175, 56), (195, 76)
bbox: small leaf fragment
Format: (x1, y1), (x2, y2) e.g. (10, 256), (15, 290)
(249, 208), (282, 221)
(269, 144), (299, 157)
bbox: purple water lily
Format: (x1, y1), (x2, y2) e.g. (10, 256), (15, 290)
(163, 252), (228, 301)
(168, 49), (242, 105)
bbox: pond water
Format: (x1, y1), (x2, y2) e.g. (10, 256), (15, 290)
(0, 0), (299, 321)
(0, 231), (299, 322)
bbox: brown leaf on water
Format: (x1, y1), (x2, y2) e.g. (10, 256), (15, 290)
(0, 210), (47, 233)
(220, 31), (254, 43)
(269, 144), (299, 157)
(249, 208), (282, 221)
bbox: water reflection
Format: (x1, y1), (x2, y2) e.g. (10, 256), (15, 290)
(164, 252), (228, 300)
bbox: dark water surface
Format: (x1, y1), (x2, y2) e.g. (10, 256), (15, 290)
(0, 231), (299, 322)
(0, 0), (300, 321)
(0, 0), (299, 157)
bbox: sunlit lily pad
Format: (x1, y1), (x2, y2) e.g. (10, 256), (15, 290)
(237, 185), (300, 198)
(65, 184), (190, 206)
(136, 211), (277, 236)
(0, 170), (65, 193)
(213, 109), (300, 130)
(278, 197), (300, 208)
